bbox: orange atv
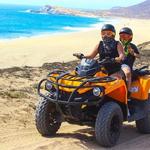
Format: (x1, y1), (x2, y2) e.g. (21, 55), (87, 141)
(35, 55), (150, 147)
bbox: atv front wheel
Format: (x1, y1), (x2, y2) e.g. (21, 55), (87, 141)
(95, 102), (123, 147)
(35, 97), (62, 136)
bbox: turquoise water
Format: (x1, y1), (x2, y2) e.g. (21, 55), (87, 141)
(0, 4), (104, 39)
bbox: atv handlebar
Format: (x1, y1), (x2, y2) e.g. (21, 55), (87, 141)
(73, 53), (85, 59)
(73, 53), (116, 64)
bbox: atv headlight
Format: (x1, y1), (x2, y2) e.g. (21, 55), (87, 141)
(45, 81), (53, 91)
(93, 87), (102, 97)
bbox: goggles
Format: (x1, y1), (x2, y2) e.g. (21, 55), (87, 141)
(119, 33), (132, 41)
(101, 30), (115, 37)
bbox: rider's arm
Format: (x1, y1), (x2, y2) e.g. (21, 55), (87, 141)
(84, 44), (99, 59)
(115, 42), (125, 63)
(129, 44), (140, 58)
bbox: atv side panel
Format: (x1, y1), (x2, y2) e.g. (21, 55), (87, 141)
(130, 75), (150, 100)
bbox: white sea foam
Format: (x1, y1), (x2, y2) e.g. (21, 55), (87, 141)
(62, 18), (120, 33)
(63, 26), (91, 32)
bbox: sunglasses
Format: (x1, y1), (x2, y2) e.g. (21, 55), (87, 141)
(101, 30), (115, 37)
(119, 33), (132, 40)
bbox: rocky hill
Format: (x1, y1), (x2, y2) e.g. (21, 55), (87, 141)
(106, 0), (150, 18)
(29, 5), (96, 17)
(29, 0), (150, 18)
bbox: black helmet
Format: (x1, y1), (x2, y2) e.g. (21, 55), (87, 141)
(119, 27), (133, 35)
(101, 24), (116, 33)
(75, 59), (99, 77)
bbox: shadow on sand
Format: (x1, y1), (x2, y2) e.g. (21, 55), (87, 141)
(46, 123), (144, 149)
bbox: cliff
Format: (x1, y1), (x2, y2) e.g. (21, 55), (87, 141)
(29, 0), (150, 18)
(30, 5), (96, 17)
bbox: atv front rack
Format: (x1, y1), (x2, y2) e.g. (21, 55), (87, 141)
(38, 70), (116, 105)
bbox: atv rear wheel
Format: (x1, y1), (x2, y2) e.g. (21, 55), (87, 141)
(95, 102), (123, 147)
(35, 97), (62, 136)
(136, 94), (150, 134)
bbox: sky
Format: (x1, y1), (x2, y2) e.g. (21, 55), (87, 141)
(0, 0), (146, 9)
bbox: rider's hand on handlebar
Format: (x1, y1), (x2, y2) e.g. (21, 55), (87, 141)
(73, 53), (85, 59)
(115, 57), (121, 63)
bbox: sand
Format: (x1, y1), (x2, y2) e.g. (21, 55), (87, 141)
(0, 18), (150, 68)
(0, 61), (150, 150)
(1, 122), (150, 150)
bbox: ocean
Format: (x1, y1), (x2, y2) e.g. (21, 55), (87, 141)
(0, 4), (110, 39)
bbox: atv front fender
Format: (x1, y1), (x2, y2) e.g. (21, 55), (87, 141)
(104, 79), (128, 104)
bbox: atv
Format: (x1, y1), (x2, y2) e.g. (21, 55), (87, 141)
(35, 54), (150, 147)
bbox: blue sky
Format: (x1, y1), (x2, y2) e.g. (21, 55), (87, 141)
(0, 0), (145, 9)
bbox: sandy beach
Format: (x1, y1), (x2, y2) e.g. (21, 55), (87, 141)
(0, 18), (150, 68)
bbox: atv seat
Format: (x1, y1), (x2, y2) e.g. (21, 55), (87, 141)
(132, 66), (150, 81)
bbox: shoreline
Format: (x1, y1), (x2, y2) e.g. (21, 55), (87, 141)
(0, 17), (118, 42)
(0, 18), (150, 69)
